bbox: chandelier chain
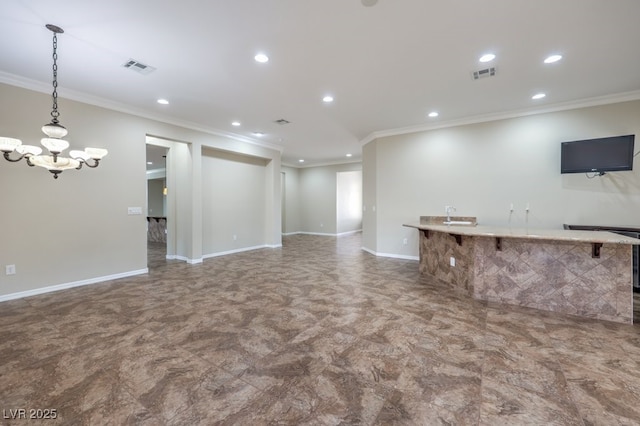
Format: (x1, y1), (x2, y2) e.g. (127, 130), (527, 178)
(51, 32), (59, 124)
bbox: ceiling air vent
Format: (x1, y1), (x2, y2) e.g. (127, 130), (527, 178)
(123, 59), (156, 75)
(472, 67), (496, 80)
(274, 119), (291, 125)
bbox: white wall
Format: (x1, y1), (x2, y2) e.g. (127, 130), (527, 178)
(0, 83), (281, 299)
(336, 170), (363, 234)
(363, 100), (640, 258)
(202, 149), (267, 255)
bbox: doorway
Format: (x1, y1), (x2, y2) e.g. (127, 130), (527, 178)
(336, 170), (363, 235)
(146, 142), (169, 268)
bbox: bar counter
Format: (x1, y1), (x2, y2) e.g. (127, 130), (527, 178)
(404, 216), (640, 323)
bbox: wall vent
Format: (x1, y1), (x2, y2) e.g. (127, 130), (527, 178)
(123, 59), (156, 75)
(472, 67), (496, 80)
(274, 119), (291, 125)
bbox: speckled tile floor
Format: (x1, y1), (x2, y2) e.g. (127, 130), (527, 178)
(1, 233), (640, 425)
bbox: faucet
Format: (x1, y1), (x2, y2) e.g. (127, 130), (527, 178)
(445, 205), (456, 222)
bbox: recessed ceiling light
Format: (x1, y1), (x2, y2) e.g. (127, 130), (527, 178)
(428, 111), (439, 118)
(479, 53), (496, 63)
(231, 121), (241, 126)
(147, 161), (153, 165)
(253, 132), (264, 137)
(157, 99), (169, 105)
(544, 54), (562, 64)
(323, 95), (334, 103)
(299, 159), (305, 163)
(346, 153), (352, 157)
(532, 93), (546, 100)
(254, 53), (269, 63)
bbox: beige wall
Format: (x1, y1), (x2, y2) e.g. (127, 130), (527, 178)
(0, 83), (281, 299)
(363, 100), (640, 258)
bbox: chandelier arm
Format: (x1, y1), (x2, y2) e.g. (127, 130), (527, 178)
(3, 152), (26, 163)
(75, 161), (83, 170)
(83, 159), (101, 168)
(26, 156), (36, 167)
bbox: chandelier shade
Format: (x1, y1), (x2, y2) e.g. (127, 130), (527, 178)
(0, 137), (22, 153)
(0, 24), (108, 179)
(16, 145), (43, 156)
(41, 122), (68, 139)
(29, 155), (81, 171)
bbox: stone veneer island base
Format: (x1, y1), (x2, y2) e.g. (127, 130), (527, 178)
(405, 216), (640, 324)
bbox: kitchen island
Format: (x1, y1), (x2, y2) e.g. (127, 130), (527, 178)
(404, 216), (640, 323)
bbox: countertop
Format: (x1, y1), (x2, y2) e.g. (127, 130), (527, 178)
(403, 222), (640, 245)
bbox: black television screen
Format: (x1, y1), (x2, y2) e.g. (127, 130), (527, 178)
(560, 134), (635, 174)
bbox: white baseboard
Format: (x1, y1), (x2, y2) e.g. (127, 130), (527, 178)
(361, 246), (419, 261)
(284, 230), (362, 237)
(337, 229), (362, 236)
(203, 244), (270, 259)
(0, 268), (149, 303)
(166, 255), (203, 264)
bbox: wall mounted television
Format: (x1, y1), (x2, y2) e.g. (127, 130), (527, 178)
(560, 134), (635, 174)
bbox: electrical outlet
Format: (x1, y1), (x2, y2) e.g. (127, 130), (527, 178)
(5, 264), (16, 275)
(450, 257), (456, 267)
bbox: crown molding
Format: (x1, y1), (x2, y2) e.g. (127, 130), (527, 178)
(360, 89), (640, 146)
(281, 159), (362, 169)
(0, 71), (284, 153)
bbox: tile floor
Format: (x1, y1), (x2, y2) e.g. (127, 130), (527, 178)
(1, 233), (640, 425)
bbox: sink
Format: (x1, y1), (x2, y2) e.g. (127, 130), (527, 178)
(443, 221), (473, 226)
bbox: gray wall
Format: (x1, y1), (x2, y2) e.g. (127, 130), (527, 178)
(282, 166), (301, 234)
(202, 149), (268, 255)
(0, 83), (281, 299)
(147, 178), (165, 217)
(283, 162), (363, 235)
(363, 100), (640, 258)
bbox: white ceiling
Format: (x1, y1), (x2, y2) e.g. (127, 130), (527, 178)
(2, 0), (640, 167)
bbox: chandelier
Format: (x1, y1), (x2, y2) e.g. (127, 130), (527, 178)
(0, 24), (107, 179)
